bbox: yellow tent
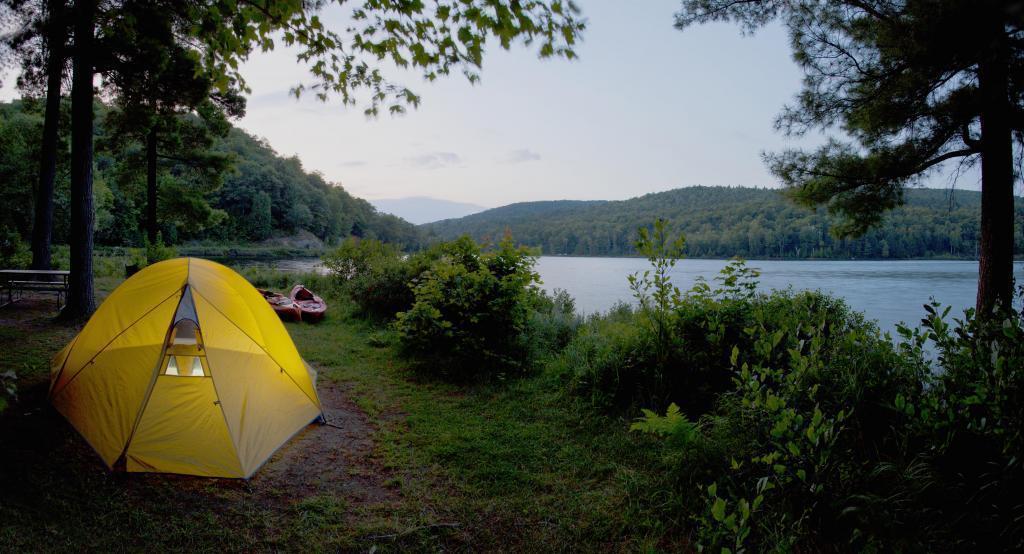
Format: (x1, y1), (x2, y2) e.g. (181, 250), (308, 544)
(49, 258), (323, 478)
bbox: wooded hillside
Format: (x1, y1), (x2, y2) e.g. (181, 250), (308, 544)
(0, 99), (420, 256)
(424, 186), (1024, 259)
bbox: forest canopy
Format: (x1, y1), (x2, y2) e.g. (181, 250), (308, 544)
(424, 186), (1024, 260)
(0, 99), (421, 256)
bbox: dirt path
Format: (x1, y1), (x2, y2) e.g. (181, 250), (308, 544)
(250, 380), (399, 509)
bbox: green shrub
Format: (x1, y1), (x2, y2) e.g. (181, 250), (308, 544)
(350, 254), (420, 319)
(50, 244), (69, 270)
(553, 308), (650, 410)
(619, 269), (1022, 549)
(897, 294), (1024, 550)
(687, 302), (923, 551)
(144, 233), (177, 264)
(561, 220), (776, 412)
(394, 236), (542, 379)
(524, 288), (581, 361)
(617, 297), (922, 550)
(0, 227), (30, 269)
(323, 237), (426, 319)
(557, 219), (894, 419)
(322, 236), (401, 280)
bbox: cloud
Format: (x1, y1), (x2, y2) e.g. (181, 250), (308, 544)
(339, 160), (367, 167)
(405, 151), (463, 169)
(503, 148), (542, 164)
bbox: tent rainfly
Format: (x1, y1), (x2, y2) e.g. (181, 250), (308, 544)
(49, 258), (324, 478)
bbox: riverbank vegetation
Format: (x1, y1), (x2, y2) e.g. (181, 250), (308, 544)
(317, 227), (1024, 551)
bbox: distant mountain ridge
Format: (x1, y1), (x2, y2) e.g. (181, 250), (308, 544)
(371, 196), (486, 224)
(422, 186), (1024, 259)
(430, 199), (606, 224)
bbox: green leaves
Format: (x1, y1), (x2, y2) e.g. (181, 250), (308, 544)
(393, 235), (543, 379)
(629, 219), (687, 372)
(678, 0), (1015, 250)
(699, 481), (757, 552)
(189, 0), (585, 115)
(630, 403), (700, 448)
(711, 497), (727, 522)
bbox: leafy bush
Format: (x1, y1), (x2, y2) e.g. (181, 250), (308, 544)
(679, 301), (923, 551)
(551, 305), (649, 410)
(604, 222), (1024, 550)
(0, 227), (30, 269)
(557, 218), (895, 419)
(323, 237), (427, 319)
(394, 236), (543, 379)
(665, 294), (1024, 552)
(322, 237), (401, 280)
(896, 295), (1024, 550)
(523, 288), (581, 361)
(144, 233), (177, 264)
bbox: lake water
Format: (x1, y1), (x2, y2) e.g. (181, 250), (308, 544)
(233, 256), (1024, 335)
(536, 257), (1024, 334)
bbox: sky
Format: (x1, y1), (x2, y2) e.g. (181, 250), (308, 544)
(1, 0), (983, 208)
(231, 0), (831, 208)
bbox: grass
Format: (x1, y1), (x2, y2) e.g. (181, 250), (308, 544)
(0, 277), (677, 552)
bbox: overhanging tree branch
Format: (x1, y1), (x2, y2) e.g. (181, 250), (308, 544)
(914, 148), (977, 173)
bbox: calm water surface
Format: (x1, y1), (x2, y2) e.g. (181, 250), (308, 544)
(236, 256), (1023, 335)
(536, 257), (1024, 334)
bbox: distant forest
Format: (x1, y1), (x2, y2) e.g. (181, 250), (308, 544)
(424, 186), (1024, 259)
(0, 100), (420, 250)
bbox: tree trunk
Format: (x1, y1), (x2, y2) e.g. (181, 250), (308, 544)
(146, 126), (158, 245)
(976, 15), (1015, 315)
(30, 0), (65, 271)
(64, 0), (96, 319)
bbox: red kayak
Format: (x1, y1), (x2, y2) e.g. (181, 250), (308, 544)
(290, 284), (327, 323)
(258, 289), (302, 322)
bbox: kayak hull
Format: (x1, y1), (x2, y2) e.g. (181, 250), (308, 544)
(258, 289), (303, 322)
(290, 284), (327, 323)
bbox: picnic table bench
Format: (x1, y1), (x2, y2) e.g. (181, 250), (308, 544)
(0, 269), (70, 309)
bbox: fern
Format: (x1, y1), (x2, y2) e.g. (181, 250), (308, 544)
(630, 403), (699, 446)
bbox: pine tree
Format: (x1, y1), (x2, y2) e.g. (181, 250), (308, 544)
(676, 0), (1022, 312)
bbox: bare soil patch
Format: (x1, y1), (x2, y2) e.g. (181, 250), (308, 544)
(250, 380), (400, 509)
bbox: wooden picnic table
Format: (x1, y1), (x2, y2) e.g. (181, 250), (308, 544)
(0, 268), (71, 309)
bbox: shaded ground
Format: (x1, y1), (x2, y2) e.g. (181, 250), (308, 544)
(1, 288), (674, 552)
(2, 296), (385, 511)
(0, 292), (436, 552)
(253, 382), (398, 509)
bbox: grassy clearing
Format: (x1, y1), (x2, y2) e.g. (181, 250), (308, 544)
(0, 280), (675, 551)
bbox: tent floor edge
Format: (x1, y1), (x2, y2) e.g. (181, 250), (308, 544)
(241, 412), (324, 480)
